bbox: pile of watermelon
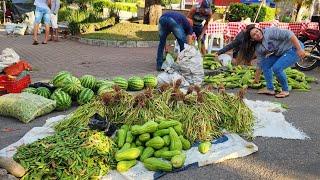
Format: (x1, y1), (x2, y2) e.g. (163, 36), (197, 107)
(22, 71), (158, 111)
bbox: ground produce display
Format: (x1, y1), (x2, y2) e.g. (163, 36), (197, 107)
(5, 66), (316, 179)
(204, 66), (317, 91)
(115, 119), (191, 172)
(202, 54), (223, 70)
(55, 81), (254, 143)
(21, 71), (158, 112)
(13, 128), (117, 179)
(11, 82), (254, 178)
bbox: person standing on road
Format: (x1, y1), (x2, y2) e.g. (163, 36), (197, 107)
(33, 0), (51, 45)
(240, 26), (305, 98)
(156, 12), (194, 71)
(49, 0), (60, 42)
(187, 0), (212, 55)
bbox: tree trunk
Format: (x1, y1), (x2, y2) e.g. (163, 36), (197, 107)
(144, 0), (162, 24)
(294, 3), (302, 21)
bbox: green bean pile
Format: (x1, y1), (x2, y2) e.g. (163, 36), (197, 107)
(13, 128), (116, 180)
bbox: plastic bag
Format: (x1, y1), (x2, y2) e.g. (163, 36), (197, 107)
(29, 82), (56, 93)
(5, 23), (15, 34)
(157, 71), (190, 88)
(88, 113), (117, 136)
(0, 48), (20, 68)
(24, 12), (35, 35)
(13, 23), (27, 36)
(161, 53), (175, 71)
(0, 92), (56, 123)
(177, 44), (204, 86)
(218, 54), (232, 66)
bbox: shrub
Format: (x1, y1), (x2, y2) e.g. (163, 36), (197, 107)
(114, 2), (137, 13)
(227, 3), (274, 22)
(58, 7), (73, 22)
(264, 6), (276, 21)
(227, 3), (253, 22)
(249, 4), (266, 22)
(161, 0), (181, 6)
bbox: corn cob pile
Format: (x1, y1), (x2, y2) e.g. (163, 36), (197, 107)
(202, 54), (223, 70)
(204, 66), (317, 91)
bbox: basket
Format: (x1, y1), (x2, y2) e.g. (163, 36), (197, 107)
(0, 75), (31, 94)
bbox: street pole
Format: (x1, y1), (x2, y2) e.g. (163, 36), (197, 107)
(1, 0), (5, 24)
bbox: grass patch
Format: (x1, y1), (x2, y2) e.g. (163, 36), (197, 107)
(81, 22), (175, 41)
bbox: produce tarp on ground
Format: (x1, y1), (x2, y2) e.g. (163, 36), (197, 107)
(0, 99), (308, 179)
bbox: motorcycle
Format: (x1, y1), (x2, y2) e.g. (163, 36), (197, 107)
(295, 28), (320, 71)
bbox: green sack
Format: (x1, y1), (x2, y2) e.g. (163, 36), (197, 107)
(0, 92), (56, 123)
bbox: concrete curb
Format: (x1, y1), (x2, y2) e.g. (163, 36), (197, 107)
(70, 36), (174, 48)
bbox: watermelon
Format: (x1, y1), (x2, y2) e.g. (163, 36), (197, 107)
(97, 85), (114, 96)
(51, 89), (72, 111)
(95, 80), (115, 91)
(77, 88), (95, 105)
(128, 76), (144, 91)
(35, 87), (51, 99)
(52, 71), (72, 88)
(62, 76), (83, 96)
(143, 75), (158, 88)
(112, 77), (128, 90)
(22, 87), (37, 94)
(80, 75), (97, 89)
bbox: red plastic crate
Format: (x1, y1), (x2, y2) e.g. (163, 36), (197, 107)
(0, 75), (31, 94)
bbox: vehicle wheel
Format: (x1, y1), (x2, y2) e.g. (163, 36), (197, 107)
(295, 42), (319, 71)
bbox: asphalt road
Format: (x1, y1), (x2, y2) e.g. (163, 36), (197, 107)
(0, 32), (319, 180)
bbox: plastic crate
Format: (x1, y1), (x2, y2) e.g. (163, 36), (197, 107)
(4, 60), (32, 76)
(0, 75), (31, 94)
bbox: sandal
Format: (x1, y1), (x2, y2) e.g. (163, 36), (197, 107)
(32, 41), (39, 45)
(275, 91), (289, 98)
(258, 88), (275, 95)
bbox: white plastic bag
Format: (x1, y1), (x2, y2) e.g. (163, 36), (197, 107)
(24, 12), (35, 35)
(157, 71), (190, 88)
(5, 23), (16, 34)
(161, 53), (175, 71)
(13, 23), (27, 35)
(0, 48), (20, 69)
(218, 54), (232, 66)
(177, 44), (204, 86)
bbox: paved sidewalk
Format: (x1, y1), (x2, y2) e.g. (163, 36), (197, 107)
(0, 32), (159, 81)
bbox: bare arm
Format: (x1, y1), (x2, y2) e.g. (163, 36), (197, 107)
(187, 35), (193, 45)
(254, 69), (262, 83)
(290, 35), (305, 58)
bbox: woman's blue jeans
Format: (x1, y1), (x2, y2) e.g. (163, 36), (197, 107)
(260, 44), (304, 91)
(156, 16), (187, 70)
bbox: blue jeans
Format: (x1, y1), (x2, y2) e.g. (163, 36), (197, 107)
(156, 16), (187, 70)
(34, 6), (51, 25)
(260, 44), (304, 91)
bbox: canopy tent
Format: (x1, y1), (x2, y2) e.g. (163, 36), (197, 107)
(12, 0), (34, 18)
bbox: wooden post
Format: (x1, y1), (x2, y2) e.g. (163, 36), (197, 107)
(2, 0), (6, 24)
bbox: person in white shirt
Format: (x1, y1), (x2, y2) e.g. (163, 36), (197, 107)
(33, 0), (51, 45)
(49, 0), (60, 41)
